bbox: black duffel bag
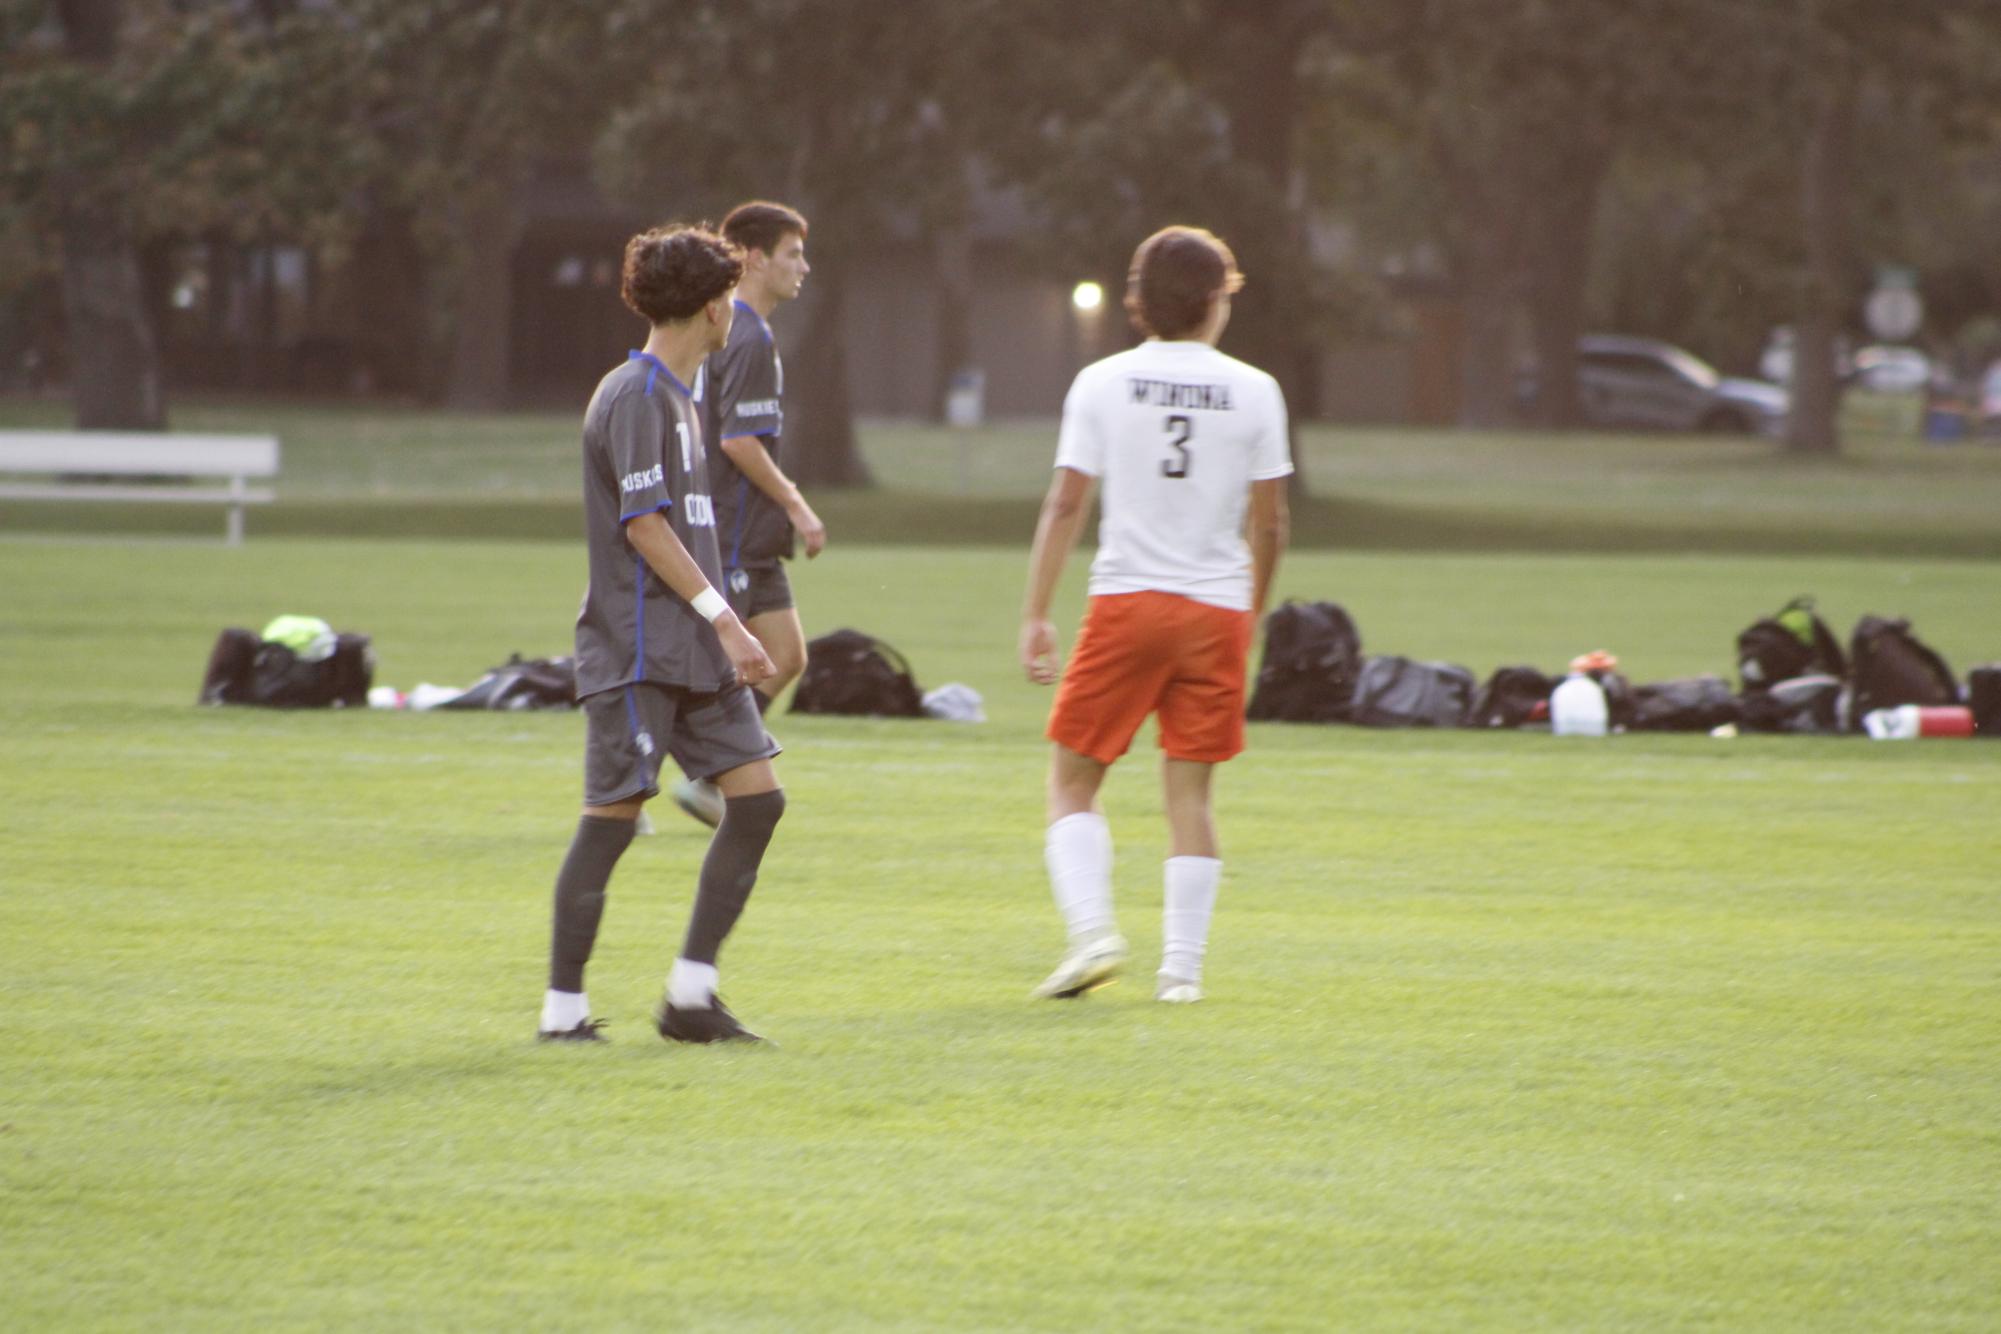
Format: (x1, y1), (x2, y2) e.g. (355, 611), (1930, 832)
(1350, 655), (1476, 728)
(1626, 675), (1741, 732)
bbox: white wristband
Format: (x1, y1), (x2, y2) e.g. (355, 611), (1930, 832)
(690, 586), (730, 623)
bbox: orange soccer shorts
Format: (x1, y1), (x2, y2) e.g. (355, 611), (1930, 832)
(1047, 590), (1255, 766)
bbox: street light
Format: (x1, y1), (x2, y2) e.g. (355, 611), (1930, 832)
(1071, 281), (1103, 312)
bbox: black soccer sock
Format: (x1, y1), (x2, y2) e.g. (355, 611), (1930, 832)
(548, 814), (637, 992)
(681, 788), (786, 966)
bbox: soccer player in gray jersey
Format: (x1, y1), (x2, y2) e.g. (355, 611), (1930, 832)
(670, 201), (824, 827)
(538, 224), (788, 1045)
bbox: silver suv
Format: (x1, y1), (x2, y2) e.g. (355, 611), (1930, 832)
(1527, 335), (1789, 436)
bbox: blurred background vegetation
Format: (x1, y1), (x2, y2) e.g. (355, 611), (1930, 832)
(4, 0), (2001, 477)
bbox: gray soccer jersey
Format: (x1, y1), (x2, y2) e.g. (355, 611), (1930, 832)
(704, 300), (794, 569)
(573, 351), (735, 698)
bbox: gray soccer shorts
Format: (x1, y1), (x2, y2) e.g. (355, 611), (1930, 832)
(723, 563), (794, 620)
(581, 682), (781, 806)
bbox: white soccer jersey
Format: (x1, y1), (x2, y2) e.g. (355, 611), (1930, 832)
(1053, 339), (1292, 611)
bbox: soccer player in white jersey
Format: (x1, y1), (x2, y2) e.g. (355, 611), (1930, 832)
(1019, 225), (1292, 1003)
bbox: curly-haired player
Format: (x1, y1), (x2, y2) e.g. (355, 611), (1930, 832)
(537, 224), (786, 1045)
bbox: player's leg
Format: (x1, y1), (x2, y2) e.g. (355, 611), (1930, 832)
(666, 567), (797, 825)
(541, 688), (671, 1040)
(1046, 743), (1115, 928)
(656, 686), (785, 1043)
(1033, 743), (1130, 998)
(745, 603), (807, 710)
(1150, 598), (1252, 1004)
(1033, 595), (1173, 998)
(1157, 759), (1221, 1002)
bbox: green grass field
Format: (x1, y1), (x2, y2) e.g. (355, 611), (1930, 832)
(3, 529), (1997, 1329)
(5, 392), (2001, 556)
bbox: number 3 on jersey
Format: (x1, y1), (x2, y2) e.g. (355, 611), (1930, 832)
(1161, 413), (1193, 479)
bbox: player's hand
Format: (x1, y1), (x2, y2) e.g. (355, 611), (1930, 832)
(1020, 618), (1062, 686)
(717, 614), (776, 687)
(790, 501), (827, 559)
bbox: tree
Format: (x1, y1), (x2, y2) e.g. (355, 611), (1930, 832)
(951, 0), (1356, 491)
(1325, 2), (1734, 429)
(596, 0), (983, 487)
(4, 0), (161, 428)
(0, 0), (371, 426)
(349, 2), (629, 409)
(1777, 0), (2001, 454)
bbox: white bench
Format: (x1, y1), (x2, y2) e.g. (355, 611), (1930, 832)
(0, 430), (279, 545)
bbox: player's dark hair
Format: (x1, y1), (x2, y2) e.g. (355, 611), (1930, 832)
(620, 225), (745, 324)
(721, 201), (809, 257)
(1124, 226), (1244, 341)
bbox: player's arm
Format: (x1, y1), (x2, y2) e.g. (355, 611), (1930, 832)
(1247, 477), (1290, 618)
(1019, 466), (1096, 685)
(624, 511), (774, 685)
(718, 434), (826, 557)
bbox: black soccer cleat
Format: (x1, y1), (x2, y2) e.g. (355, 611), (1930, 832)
(654, 996), (765, 1045)
(537, 1018), (609, 1043)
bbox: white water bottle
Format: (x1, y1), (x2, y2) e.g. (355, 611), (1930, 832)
(1551, 672), (1609, 736)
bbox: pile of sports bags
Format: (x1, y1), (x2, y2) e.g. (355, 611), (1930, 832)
(1248, 596), (1999, 737)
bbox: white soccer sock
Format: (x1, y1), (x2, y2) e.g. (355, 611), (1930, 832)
(541, 988), (589, 1032)
(1045, 812), (1116, 941)
(1161, 856), (1221, 984)
(666, 958), (720, 1009)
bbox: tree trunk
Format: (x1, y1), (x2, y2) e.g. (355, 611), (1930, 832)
(1453, 211), (1524, 430)
(786, 252), (871, 488)
(1434, 125), (1529, 430)
(56, 0), (165, 430)
(928, 227), (974, 423)
(352, 205), (428, 396)
(1524, 138), (1613, 430)
(60, 208), (165, 431)
(444, 189), (521, 410)
(1786, 62), (1854, 457)
(1208, 0), (1314, 492)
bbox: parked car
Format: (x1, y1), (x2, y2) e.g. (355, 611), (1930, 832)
(1850, 345), (1931, 395)
(1523, 335), (1789, 436)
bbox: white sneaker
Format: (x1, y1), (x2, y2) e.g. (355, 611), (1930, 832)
(1155, 976), (1203, 1003)
(670, 778), (724, 828)
(634, 809), (656, 836)
(1031, 931), (1128, 999)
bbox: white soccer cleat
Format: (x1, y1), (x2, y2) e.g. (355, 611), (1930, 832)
(1032, 931), (1128, 999)
(634, 809), (657, 836)
(670, 778), (724, 829)
(1155, 976), (1203, 1004)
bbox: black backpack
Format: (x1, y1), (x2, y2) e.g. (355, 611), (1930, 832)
(1467, 666), (1556, 729)
(1246, 600), (1363, 723)
(199, 627), (374, 708)
(1847, 615), (1958, 727)
(1627, 675), (1742, 732)
(439, 654), (577, 710)
(790, 629), (925, 717)
(1737, 595), (1845, 691)
(1350, 655), (1476, 728)
(198, 627), (263, 704)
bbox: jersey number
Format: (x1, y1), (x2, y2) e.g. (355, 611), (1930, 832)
(675, 422), (694, 473)
(1161, 414), (1193, 479)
